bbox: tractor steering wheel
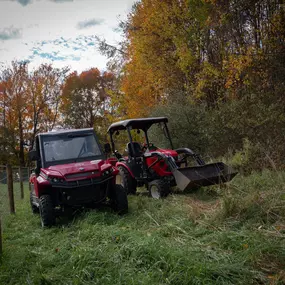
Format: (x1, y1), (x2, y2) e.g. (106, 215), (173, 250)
(141, 143), (148, 152)
(142, 143), (156, 152)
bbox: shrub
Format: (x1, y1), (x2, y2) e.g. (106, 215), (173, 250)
(151, 94), (285, 172)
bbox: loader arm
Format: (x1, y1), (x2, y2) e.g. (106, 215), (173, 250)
(175, 148), (205, 166)
(144, 151), (178, 172)
(143, 151), (237, 191)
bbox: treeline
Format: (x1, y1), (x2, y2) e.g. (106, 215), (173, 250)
(1, 0), (285, 170)
(118, 0), (285, 171)
(0, 63), (120, 166)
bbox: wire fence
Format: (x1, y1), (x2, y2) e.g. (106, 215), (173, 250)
(0, 165), (30, 255)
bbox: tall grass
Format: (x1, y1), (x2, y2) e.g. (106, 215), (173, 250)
(0, 171), (285, 284)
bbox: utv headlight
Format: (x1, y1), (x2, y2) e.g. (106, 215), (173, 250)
(103, 168), (113, 176)
(49, 176), (63, 183)
(52, 177), (59, 183)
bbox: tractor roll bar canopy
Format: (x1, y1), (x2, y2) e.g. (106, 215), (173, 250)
(107, 117), (168, 133)
(107, 117), (174, 151)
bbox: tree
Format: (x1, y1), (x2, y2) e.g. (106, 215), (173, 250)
(0, 62), (68, 165)
(120, 0), (285, 111)
(27, 64), (69, 150)
(0, 61), (29, 166)
(60, 68), (119, 139)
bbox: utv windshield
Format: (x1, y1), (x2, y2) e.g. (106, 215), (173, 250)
(41, 132), (103, 166)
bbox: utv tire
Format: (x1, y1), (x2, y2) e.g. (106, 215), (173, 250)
(30, 191), (39, 214)
(39, 195), (55, 227)
(118, 166), (137, 195)
(148, 180), (170, 199)
(111, 184), (128, 214)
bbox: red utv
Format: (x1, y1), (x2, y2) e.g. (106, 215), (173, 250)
(106, 117), (237, 198)
(29, 128), (128, 227)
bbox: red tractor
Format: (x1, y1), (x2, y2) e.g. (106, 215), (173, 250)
(106, 117), (237, 198)
(29, 128), (128, 227)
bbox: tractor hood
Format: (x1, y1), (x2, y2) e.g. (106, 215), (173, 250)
(42, 159), (112, 178)
(149, 148), (178, 158)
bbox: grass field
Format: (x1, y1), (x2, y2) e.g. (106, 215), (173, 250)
(0, 182), (29, 222)
(0, 171), (285, 285)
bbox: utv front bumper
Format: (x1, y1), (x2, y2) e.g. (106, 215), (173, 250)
(51, 176), (114, 206)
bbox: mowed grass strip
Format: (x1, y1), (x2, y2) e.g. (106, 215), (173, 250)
(0, 171), (285, 285)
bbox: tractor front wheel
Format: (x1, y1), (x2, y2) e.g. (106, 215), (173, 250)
(110, 184), (128, 214)
(148, 180), (170, 199)
(39, 195), (55, 227)
(118, 166), (137, 195)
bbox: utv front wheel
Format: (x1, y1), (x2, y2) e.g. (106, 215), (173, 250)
(30, 191), (39, 214)
(118, 166), (137, 195)
(111, 184), (128, 214)
(39, 195), (55, 227)
(148, 180), (170, 199)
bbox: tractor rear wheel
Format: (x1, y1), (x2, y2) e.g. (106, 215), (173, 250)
(148, 180), (170, 199)
(118, 166), (137, 195)
(110, 184), (128, 214)
(39, 195), (55, 227)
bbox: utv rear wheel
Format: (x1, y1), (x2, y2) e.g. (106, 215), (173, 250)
(118, 166), (137, 195)
(148, 180), (170, 199)
(39, 195), (55, 227)
(111, 184), (128, 214)
(30, 191), (39, 214)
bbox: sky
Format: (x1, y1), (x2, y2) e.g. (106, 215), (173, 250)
(0, 0), (135, 73)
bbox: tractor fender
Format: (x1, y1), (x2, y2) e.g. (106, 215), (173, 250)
(116, 162), (135, 178)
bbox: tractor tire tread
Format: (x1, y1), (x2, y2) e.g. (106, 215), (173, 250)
(148, 179), (170, 199)
(118, 166), (137, 195)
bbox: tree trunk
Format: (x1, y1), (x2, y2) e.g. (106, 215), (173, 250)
(18, 112), (25, 167)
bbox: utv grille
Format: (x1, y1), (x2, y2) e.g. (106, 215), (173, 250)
(65, 171), (98, 179)
(51, 176), (113, 188)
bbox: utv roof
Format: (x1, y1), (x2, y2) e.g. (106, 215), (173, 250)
(107, 117), (168, 133)
(36, 128), (94, 136)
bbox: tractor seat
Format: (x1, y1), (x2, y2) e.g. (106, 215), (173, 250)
(127, 142), (143, 157)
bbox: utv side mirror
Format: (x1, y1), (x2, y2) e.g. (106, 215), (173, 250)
(29, 150), (39, 161)
(104, 143), (112, 154)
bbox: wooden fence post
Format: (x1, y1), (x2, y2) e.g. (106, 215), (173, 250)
(0, 217), (2, 255)
(19, 166), (24, 199)
(6, 165), (15, 214)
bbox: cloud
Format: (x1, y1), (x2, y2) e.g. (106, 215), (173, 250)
(11, 0), (73, 6)
(0, 26), (22, 41)
(12, 0), (33, 6)
(26, 35), (98, 62)
(77, 18), (105, 30)
(29, 47), (80, 62)
(50, 0), (74, 2)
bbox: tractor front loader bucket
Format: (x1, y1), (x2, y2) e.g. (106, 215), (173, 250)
(172, 162), (237, 191)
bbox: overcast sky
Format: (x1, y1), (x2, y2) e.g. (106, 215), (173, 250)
(0, 0), (135, 73)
